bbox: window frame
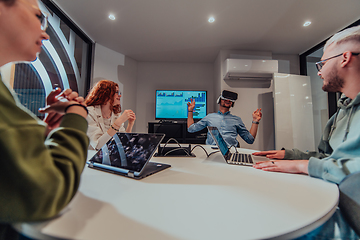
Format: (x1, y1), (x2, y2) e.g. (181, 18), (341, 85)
(41, 0), (94, 96)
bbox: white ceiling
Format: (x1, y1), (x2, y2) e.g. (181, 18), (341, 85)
(53, 0), (360, 63)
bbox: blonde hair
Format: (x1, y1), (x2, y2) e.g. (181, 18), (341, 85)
(325, 25), (360, 51)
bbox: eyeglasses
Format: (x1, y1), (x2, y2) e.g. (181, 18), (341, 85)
(19, 0), (49, 31)
(115, 90), (122, 96)
(315, 52), (360, 71)
(37, 11), (49, 31)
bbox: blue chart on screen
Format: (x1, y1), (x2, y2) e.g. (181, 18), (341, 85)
(156, 90), (207, 119)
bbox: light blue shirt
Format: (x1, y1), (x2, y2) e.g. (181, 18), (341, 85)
(188, 111), (254, 147)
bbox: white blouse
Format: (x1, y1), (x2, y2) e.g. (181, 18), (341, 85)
(86, 105), (126, 150)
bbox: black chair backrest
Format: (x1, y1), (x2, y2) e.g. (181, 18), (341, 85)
(338, 171), (360, 236)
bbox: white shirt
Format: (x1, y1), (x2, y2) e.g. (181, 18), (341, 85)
(86, 105), (126, 150)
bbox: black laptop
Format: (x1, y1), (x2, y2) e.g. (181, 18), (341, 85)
(207, 126), (268, 166)
(88, 132), (171, 179)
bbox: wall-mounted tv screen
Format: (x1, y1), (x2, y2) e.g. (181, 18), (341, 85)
(155, 90), (207, 120)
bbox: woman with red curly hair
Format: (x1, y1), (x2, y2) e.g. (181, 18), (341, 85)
(85, 80), (136, 150)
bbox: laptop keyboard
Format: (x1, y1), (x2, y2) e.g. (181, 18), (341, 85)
(229, 153), (254, 165)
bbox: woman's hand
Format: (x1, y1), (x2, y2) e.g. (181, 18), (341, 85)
(128, 111), (136, 125)
(41, 88), (63, 129)
(39, 88), (87, 132)
(114, 109), (135, 126)
(126, 112), (136, 133)
(40, 88), (85, 113)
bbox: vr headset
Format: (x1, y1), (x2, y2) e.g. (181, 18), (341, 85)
(217, 90), (238, 107)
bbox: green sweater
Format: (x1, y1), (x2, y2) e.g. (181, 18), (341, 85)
(284, 93), (360, 184)
(0, 79), (89, 225)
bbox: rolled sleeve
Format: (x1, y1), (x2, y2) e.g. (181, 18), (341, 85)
(242, 133), (254, 144)
(308, 157), (326, 180)
(236, 121), (254, 144)
(188, 119), (208, 133)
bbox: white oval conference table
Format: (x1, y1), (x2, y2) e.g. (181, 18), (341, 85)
(13, 146), (339, 240)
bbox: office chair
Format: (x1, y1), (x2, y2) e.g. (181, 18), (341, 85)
(338, 171), (360, 236)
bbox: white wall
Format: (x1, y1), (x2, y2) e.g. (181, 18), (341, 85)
(93, 43), (138, 131)
(273, 73), (315, 151)
(272, 54), (300, 75)
(135, 62), (214, 133)
(93, 44), (301, 149)
(117, 56), (138, 129)
(93, 43), (125, 86)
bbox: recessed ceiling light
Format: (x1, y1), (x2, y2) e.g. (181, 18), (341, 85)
(208, 17), (215, 23)
(109, 14), (116, 20)
(303, 21), (311, 27)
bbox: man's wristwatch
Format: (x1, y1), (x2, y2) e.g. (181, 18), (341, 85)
(252, 121), (259, 124)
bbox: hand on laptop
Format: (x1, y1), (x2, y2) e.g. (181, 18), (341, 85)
(252, 150), (285, 159)
(253, 160), (309, 174)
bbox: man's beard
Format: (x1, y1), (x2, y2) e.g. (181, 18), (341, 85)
(322, 68), (344, 92)
(220, 102), (231, 109)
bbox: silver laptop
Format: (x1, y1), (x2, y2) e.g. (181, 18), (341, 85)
(207, 126), (269, 166)
(88, 132), (170, 179)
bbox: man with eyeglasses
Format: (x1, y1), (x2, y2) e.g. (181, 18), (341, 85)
(253, 25), (360, 239)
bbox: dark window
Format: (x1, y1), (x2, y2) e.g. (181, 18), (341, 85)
(1, 0), (93, 120)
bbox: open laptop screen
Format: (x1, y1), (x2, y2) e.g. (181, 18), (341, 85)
(207, 126), (230, 156)
(89, 133), (164, 172)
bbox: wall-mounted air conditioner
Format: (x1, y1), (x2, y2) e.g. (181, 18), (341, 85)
(223, 59), (278, 80)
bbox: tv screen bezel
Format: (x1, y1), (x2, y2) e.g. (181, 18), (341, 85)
(155, 90), (207, 120)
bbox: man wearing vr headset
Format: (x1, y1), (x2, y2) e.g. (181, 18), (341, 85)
(187, 90), (262, 147)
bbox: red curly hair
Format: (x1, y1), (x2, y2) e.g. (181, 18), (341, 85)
(85, 80), (121, 114)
